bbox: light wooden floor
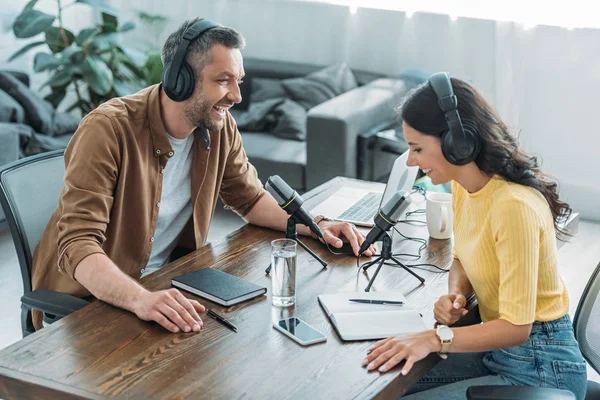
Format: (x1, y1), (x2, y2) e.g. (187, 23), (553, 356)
(1, 215), (599, 384)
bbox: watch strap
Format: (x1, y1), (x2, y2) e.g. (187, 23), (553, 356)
(310, 215), (332, 240)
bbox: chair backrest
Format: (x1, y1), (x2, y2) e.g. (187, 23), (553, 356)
(0, 150), (65, 295)
(573, 261), (600, 374)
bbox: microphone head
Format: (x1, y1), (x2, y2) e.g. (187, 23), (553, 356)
(379, 190), (412, 223)
(265, 175), (295, 206)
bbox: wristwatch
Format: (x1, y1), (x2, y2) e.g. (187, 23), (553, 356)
(435, 325), (454, 359)
(311, 215), (332, 240)
(313, 215), (332, 225)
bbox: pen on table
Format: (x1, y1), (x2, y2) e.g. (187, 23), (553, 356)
(348, 299), (404, 305)
(207, 309), (238, 332)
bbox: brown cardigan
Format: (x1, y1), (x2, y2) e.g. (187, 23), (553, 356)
(31, 84), (265, 329)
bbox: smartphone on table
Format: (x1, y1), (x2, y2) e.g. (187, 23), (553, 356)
(273, 317), (327, 346)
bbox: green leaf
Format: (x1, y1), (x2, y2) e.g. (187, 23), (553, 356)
(65, 98), (93, 114)
(44, 88), (67, 109)
(45, 27), (75, 53)
(119, 21), (136, 32)
(144, 52), (163, 85)
(23, 0), (39, 11)
(33, 52), (62, 72)
(113, 79), (144, 97)
(101, 12), (118, 33)
(136, 11), (167, 24)
(44, 69), (73, 88)
(81, 56), (113, 95)
(76, 0), (119, 16)
(13, 9), (56, 38)
(122, 47), (147, 67)
(90, 32), (121, 52)
(76, 27), (100, 47)
(119, 58), (146, 80)
(7, 40), (46, 62)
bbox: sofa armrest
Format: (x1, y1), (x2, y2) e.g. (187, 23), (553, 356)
(305, 78), (412, 190)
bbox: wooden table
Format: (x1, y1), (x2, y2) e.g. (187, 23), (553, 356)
(0, 177), (579, 399)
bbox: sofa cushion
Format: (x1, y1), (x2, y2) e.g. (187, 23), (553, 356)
(250, 78), (287, 103)
(234, 98), (283, 132)
(233, 97), (306, 142)
(241, 131), (306, 190)
(271, 99), (306, 141)
(0, 72), (79, 136)
(0, 89), (25, 123)
(281, 63), (358, 110)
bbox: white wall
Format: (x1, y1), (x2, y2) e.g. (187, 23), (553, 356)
(17, 0), (599, 221)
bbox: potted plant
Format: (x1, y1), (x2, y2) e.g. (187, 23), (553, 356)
(8, 0), (159, 115)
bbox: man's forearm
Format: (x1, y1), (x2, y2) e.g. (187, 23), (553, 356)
(244, 193), (313, 236)
(448, 258), (473, 297)
(73, 253), (147, 313)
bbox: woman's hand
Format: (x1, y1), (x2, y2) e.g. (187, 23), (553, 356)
(433, 293), (468, 326)
(362, 330), (441, 374)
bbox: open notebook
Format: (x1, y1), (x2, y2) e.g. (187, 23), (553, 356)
(317, 291), (427, 341)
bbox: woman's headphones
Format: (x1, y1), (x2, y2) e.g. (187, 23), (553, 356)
(162, 19), (222, 102)
(428, 72), (481, 165)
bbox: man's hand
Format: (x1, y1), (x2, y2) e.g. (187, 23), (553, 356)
(132, 288), (206, 333)
(433, 293), (468, 326)
(318, 221), (376, 257)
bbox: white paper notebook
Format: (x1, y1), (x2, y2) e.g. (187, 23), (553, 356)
(317, 291), (428, 341)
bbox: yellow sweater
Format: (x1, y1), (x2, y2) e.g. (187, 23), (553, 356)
(452, 176), (569, 325)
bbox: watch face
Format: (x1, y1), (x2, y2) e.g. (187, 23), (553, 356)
(438, 326), (454, 341)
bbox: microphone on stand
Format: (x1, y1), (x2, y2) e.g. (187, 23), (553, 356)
(357, 190), (424, 291)
(265, 175), (324, 240)
(264, 175), (327, 274)
(358, 190), (412, 256)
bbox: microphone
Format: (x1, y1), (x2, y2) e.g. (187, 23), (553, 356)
(358, 190), (412, 256)
(265, 175), (324, 240)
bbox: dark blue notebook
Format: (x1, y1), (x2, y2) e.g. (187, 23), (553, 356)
(172, 268), (267, 306)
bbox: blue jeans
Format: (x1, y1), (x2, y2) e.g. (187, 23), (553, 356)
(403, 315), (587, 400)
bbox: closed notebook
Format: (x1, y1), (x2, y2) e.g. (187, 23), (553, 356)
(317, 291), (427, 341)
(172, 268), (267, 306)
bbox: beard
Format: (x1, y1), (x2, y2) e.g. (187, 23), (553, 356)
(183, 93), (224, 132)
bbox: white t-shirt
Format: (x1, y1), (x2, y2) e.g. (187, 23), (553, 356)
(142, 133), (194, 277)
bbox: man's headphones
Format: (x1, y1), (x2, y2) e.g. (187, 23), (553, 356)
(162, 19), (222, 102)
(428, 72), (481, 165)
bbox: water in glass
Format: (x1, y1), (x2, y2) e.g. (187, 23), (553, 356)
(271, 249), (296, 306)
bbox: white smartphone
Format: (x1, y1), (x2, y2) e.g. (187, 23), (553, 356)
(273, 317), (327, 346)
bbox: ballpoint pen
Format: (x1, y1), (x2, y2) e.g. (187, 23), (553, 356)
(207, 309), (238, 332)
(348, 299), (404, 305)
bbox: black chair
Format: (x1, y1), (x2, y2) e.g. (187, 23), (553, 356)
(0, 150), (89, 336)
(467, 262), (600, 400)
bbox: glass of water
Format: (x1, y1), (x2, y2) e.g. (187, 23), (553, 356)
(271, 239), (297, 307)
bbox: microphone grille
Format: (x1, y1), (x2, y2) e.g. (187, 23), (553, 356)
(380, 190), (412, 222)
(265, 175), (294, 206)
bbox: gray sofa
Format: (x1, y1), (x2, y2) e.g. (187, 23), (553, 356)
(232, 58), (422, 191)
(0, 59), (423, 222)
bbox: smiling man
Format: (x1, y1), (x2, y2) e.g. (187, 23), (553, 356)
(30, 18), (374, 333)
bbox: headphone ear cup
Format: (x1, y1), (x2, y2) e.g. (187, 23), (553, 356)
(441, 123), (480, 166)
(462, 120), (481, 161)
(162, 62), (195, 102)
(441, 129), (460, 165)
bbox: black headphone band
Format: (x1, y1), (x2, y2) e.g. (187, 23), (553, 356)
(428, 72), (466, 140)
(164, 19), (222, 94)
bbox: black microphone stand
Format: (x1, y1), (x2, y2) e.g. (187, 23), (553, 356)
(265, 215), (327, 274)
(361, 232), (425, 292)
